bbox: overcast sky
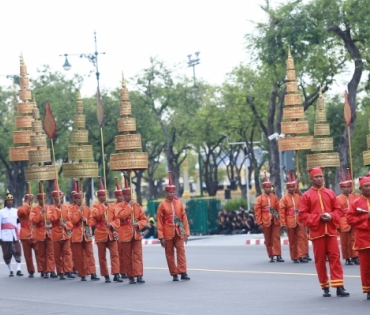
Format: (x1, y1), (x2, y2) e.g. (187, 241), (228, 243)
(0, 0), (284, 96)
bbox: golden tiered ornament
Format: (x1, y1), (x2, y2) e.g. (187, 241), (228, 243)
(9, 55), (35, 162)
(63, 91), (99, 179)
(306, 88), (340, 169)
(278, 49), (312, 171)
(110, 74), (148, 172)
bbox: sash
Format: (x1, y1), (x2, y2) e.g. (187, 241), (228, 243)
(120, 218), (131, 226)
(1, 223), (19, 238)
(164, 215), (174, 224)
(174, 215), (186, 235)
(51, 221), (59, 228)
(73, 222), (81, 229)
(96, 219), (106, 229)
(20, 221), (31, 229)
(286, 207), (295, 216)
(35, 221), (45, 228)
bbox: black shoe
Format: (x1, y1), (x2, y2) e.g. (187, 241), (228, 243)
(351, 257), (359, 265)
(129, 277), (137, 284)
(72, 270), (78, 275)
(40, 272), (44, 277)
(336, 287), (350, 297)
(180, 273), (190, 280)
(9, 271), (14, 277)
(367, 292), (370, 300)
(81, 276), (87, 281)
(137, 276), (145, 283)
(16, 270), (24, 276)
(113, 274), (123, 282)
(345, 259), (353, 265)
(105, 276), (111, 283)
(28, 273), (34, 278)
(306, 254), (312, 261)
(43, 273), (49, 279)
(299, 257), (308, 263)
(120, 273), (128, 279)
(293, 259), (299, 263)
(59, 274), (66, 280)
(323, 288), (331, 297)
(276, 256), (284, 262)
(269, 257), (275, 263)
(50, 272), (58, 278)
(91, 274), (100, 281)
(173, 275), (179, 281)
(67, 272), (75, 279)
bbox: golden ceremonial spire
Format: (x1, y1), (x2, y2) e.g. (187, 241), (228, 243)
(306, 87), (340, 168)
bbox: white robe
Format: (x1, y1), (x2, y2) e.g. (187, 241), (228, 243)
(0, 207), (19, 241)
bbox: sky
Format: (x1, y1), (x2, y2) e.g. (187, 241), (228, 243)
(0, 0), (282, 96)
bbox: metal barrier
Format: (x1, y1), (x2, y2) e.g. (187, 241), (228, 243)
(186, 198), (221, 234)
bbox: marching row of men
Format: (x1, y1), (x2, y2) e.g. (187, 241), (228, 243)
(255, 167), (370, 299)
(0, 172), (191, 283)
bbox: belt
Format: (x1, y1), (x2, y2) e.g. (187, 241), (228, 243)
(120, 218), (131, 226)
(73, 222), (81, 229)
(35, 221), (45, 228)
(20, 221), (31, 229)
(261, 207), (270, 213)
(51, 221), (60, 228)
(164, 215), (174, 224)
(96, 219), (106, 229)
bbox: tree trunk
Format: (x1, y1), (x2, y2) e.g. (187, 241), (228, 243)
(134, 170), (144, 205)
(83, 178), (92, 207)
(7, 161), (26, 207)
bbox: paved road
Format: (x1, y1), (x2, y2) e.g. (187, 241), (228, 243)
(0, 240), (368, 315)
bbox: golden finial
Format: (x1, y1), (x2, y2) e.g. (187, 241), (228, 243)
(288, 46), (291, 58)
(20, 52), (24, 65)
(77, 88), (82, 100)
(122, 71), (126, 87)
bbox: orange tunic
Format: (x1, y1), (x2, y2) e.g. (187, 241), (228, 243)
(30, 205), (52, 241)
(67, 204), (94, 243)
(115, 202), (147, 242)
(337, 193), (360, 232)
(17, 204), (33, 239)
(279, 193), (303, 228)
(47, 204), (73, 241)
(254, 193), (280, 227)
(90, 203), (120, 242)
(157, 199), (190, 240)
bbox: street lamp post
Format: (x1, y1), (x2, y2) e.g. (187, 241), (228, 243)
(187, 51), (203, 196)
(59, 31), (105, 87)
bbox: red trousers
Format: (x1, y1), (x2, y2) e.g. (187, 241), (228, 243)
(164, 234), (187, 276)
(340, 229), (358, 260)
(312, 235), (344, 289)
(53, 239), (73, 275)
(262, 224), (281, 257)
(358, 249), (370, 293)
(303, 226), (309, 256)
(21, 239), (37, 273)
(36, 235), (55, 273)
(121, 239), (143, 278)
(118, 242), (127, 274)
(287, 225), (306, 260)
(96, 240), (119, 276)
(72, 240), (96, 277)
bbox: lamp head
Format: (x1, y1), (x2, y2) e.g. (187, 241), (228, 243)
(62, 55), (71, 71)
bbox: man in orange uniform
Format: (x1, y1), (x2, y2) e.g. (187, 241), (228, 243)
(90, 177), (122, 283)
(68, 180), (99, 281)
(337, 169), (359, 265)
(279, 172), (307, 263)
(299, 167), (349, 297)
(157, 172), (190, 281)
(254, 172), (283, 262)
(347, 174), (370, 300)
(30, 183), (57, 279)
(116, 177), (147, 284)
(47, 181), (74, 280)
(113, 178), (127, 280)
(17, 183), (38, 277)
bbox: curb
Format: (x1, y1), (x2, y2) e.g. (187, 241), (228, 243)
(246, 238), (341, 246)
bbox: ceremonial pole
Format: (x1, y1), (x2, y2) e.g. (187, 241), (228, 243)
(97, 87), (107, 194)
(344, 91), (354, 189)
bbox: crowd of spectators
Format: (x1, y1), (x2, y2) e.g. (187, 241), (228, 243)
(211, 206), (260, 235)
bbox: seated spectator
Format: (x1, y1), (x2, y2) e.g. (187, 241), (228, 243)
(143, 215), (157, 239)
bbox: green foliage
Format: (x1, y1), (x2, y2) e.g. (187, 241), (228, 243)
(223, 198), (248, 211)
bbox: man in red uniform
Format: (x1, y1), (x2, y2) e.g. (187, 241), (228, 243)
(279, 172), (307, 263)
(47, 180), (74, 280)
(157, 172), (190, 281)
(113, 178), (127, 280)
(116, 177), (147, 284)
(254, 172), (283, 262)
(68, 180), (99, 281)
(90, 177), (122, 283)
(337, 169), (359, 265)
(17, 183), (37, 277)
(299, 167), (349, 297)
(347, 174), (370, 300)
(30, 183), (57, 279)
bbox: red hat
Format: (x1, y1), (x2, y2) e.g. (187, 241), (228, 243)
(24, 182), (33, 200)
(308, 167), (323, 178)
(122, 176), (131, 194)
(359, 175), (370, 187)
(286, 171), (296, 188)
(339, 169), (352, 187)
(165, 171), (176, 192)
(262, 171), (272, 188)
(36, 182), (46, 200)
(51, 179), (62, 197)
(114, 177), (124, 196)
(97, 176), (106, 196)
(73, 179), (83, 198)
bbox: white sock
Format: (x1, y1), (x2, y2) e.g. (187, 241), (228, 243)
(16, 262), (21, 271)
(7, 264), (13, 272)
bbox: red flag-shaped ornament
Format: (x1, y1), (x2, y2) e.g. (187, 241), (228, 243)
(344, 90), (352, 126)
(43, 101), (57, 139)
(96, 87), (105, 127)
